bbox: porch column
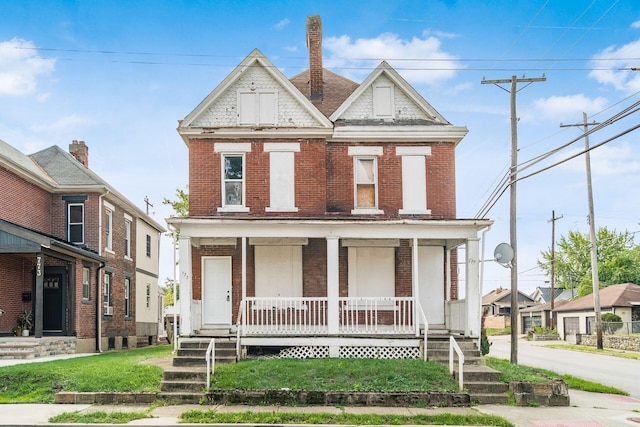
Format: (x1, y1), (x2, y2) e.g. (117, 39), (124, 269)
(34, 253), (44, 338)
(412, 238), (420, 336)
(178, 236), (193, 336)
(326, 236), (339, 337)
(465, 238), (481, 337)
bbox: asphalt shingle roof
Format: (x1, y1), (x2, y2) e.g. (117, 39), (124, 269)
(554, 283), (640, 312)
(29, 145), (102, 187)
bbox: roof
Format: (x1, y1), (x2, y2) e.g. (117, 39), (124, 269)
(289, 68), (359, 117)
(520, 300), (570, 313)
(0, 138), (56, 187)
(30, 145), (103, 187)
(554, 283), (640, 312)
(482, 287), (536, 305)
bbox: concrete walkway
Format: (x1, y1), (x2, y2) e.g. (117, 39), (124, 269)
(0, 390), (638, 426)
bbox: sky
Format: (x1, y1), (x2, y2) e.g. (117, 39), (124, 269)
(1, 0), (640, 296)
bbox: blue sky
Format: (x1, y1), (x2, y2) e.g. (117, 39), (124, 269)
(1, 0), (640, 295)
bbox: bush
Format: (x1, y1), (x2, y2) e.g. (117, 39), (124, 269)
(601, 313), (623, 334)
(480, 328), (492, 355)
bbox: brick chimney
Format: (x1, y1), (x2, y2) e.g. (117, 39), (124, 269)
(69, 140), (89, 168)
(306, 15), (323, 101)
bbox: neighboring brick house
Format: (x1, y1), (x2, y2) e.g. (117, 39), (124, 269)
(167, 16), (492, 356)
(0, 139), (165, 355)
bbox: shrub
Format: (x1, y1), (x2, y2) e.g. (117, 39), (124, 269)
(601, 313), (623, 334)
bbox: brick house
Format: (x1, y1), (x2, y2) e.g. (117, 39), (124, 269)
(0, 139), (165, 355)
(167, 16), (492, 357)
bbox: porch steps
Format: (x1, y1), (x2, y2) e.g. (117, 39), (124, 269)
(425, 336), (483, 365)
(454, 365), (510, 405)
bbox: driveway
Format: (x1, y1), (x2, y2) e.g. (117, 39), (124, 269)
(488, 334), (640, 398)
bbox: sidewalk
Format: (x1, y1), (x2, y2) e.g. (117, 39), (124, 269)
(0, 390), (638, 426)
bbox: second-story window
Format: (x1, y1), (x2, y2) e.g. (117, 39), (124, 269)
(349, 146), (383, 215)
(68, 203), (84, 244)
(146, 234), (151, 257)
(105, 209), (113, 251)
(124, 277), (131, 318)
(223, 154), (244, 207)
(124, 219), (132, 258)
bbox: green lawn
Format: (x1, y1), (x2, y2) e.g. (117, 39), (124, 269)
(0, 345), (170, 403)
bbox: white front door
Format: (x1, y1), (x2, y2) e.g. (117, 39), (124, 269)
(202, 256), (232, 325)
(418, 246), (445, 325)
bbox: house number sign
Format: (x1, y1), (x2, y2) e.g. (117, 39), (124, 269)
(36, 254), (43, 277)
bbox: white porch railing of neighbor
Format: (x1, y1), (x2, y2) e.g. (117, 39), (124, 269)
(242, 297), (329, 335)
(239, 297), (418, 335)
(448, 299), (466, 333)
(339, 297), (415, 334)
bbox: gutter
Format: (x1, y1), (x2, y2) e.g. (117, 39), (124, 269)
(96, 190), (110, 353)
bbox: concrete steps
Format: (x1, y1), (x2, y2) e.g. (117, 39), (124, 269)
(455, 365), (510, 405)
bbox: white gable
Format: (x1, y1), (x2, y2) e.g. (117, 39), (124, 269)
(340, 74), (435, 121)
(192, 66), (321, 128)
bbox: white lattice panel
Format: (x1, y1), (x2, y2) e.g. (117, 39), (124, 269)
(278, 346), (330, 358)
(274, 345), (419, 359)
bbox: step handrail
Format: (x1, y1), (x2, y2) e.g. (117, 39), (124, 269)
(415, 302), (428, 361)
(205, 338), (216, 392)
(449, 335), (464, 391)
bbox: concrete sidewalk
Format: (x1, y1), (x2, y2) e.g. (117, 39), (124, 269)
(0, 390), (639, 426)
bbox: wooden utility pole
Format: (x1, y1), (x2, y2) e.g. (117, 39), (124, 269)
(548, 210), (563, 329)
(482, 75), (546, 364)
(560, 113), (603, 349)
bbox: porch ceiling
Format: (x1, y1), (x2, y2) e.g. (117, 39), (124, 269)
(168, 217), (492, 243)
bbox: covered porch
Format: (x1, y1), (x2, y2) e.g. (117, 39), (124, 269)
(169, 217), (491, 346)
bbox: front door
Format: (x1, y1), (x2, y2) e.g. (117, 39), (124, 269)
(202, 257), (232, 325)
(43, 268), (65, 333)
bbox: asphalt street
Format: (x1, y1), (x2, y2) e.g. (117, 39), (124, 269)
(488, 334), (640, 398)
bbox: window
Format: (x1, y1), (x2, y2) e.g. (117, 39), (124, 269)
(347, 246), (395, 300)
(265, 143), (299, 212)
(146, 235), (151, 257)
(215, 143), (251, 212)
(82, 267), (91, 300)
(104, 272), (113, 315)
(146, 284), (151, 309)
(254, 245), (302, 298)
(105, 209), (113, 251)
(124, 277), (131, 318)
(238, 90), (277, 125)
(373, 82), (394, 118)
(349, 147), (383, 214)
(223, 155), (244, 206)
(397, 147), (432, 215)
(68, 203), (84, 244)
(124, 219), (132, 258)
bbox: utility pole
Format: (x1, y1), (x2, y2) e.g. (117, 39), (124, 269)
(144, 196), (154, 215)
(548, 210), (563, 329)
(560, 113), (603, 349)
(482, 75), (546, 364)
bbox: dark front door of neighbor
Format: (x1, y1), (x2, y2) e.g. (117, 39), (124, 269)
(43, 269), (65, 334)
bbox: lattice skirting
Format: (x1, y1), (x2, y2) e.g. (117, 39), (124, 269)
(277, 345), (420, 359)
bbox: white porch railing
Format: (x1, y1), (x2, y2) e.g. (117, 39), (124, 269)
(242, 297), (329, 335)
(205, 338), (215, 392)
(449, 335), (465, 391)
(239, 297), (420, 336)
(448, 299), (466, 333)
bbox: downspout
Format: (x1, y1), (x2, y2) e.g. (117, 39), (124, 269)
(479, 224), (492, 299)
(96, 190), (110, 353)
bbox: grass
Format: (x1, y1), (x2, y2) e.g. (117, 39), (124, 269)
(0, 345), (170, 403)
(180, 409), (514, 426)
(486, 327), (511, 336)
(484, 356), (628, 395)
(210, 358), (459, 392)
(49, 410), (152, 424)
(544, 343), (640, 360)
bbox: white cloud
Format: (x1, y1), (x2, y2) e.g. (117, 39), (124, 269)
(323, 32), (461, 86)
(0, 38), (55, 96)
(532, 94), (608, 121)
(632, 20), (640, 29)
(30, 114), (93, 134)
(589, 38), (640, 93)
(557, 141), (640, 176)
(274, 18), (290, 30)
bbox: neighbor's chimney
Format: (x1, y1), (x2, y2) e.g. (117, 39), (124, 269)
(307, 15), (323, 101)
(69, 140), (89, 168)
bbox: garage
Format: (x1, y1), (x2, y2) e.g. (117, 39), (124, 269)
(563, 316), (579, 340)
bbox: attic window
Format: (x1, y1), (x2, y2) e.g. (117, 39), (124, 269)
(372, 83), (394, 118)
(237, 90), (277, 125)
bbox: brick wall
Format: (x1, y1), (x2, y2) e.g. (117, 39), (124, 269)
(0, 166), (52, 233)
(0, 254), (32, 333)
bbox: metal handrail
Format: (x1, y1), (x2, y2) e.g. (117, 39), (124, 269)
(415, 302), (429, 361)
(235, 300), (245, 360)
(205, 338), (216, 392)
(449, 335), (464, 391)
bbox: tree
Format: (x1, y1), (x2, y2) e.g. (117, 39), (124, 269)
(538, 227), (640, 297)
(163, 279), (179, 307)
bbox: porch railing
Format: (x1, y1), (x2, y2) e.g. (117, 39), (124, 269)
(238, 297), (419, 336)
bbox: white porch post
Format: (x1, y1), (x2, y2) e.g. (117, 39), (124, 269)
(445, 247), (452, 329)
(412, 238), (420, 336)
(465, 238), (481, 337)
(326, 237), (340, 340)
(178, 235), (193, 336)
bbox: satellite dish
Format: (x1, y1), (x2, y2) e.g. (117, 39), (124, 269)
(494, 243), (514, 265)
